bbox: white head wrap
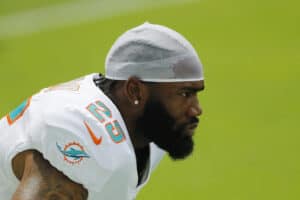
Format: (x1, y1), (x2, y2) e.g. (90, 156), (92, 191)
(105, 22), (204, 82)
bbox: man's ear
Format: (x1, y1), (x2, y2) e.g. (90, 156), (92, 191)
(124, 77), (149, 106)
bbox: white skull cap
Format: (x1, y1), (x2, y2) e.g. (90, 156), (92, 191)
(105, 22), (204, 82)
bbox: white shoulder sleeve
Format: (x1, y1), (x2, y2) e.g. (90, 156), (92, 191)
(29, 98), (127, 192)
(1, 75), (133, 198)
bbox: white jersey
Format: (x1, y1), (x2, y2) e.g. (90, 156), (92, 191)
(0, 73), (165, 200)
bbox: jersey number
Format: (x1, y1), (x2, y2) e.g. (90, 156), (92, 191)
(86, 101), (125, 144)
(6, 97), (31, 125)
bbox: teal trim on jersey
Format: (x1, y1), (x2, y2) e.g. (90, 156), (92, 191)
(95, 101), (112, 118)
(87, 103), (105, 122)
(105, 120), (125, 143)
(9, 99), (29, 121)
(87, 100), (125, 143)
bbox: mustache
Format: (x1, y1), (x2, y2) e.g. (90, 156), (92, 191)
(188, 117), (199, 124)
(177, 117), (199, 132)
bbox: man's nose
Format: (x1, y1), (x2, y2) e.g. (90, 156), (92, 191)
(188, 99), (202, 117)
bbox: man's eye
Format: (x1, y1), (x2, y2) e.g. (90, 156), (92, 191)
(181, 92), (191, 97)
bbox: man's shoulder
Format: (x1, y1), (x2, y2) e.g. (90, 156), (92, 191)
(27, 74), (135, 189)
(30, 74), (111, 122)
(34, 74), (95, 105)
(31, 100), (133, 194)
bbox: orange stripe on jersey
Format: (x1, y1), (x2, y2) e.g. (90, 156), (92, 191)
(84, 121), (103, 145)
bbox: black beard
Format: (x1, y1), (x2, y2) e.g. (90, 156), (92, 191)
(136, 100), (198, 160)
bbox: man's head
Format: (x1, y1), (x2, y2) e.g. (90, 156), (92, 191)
(135, 80), (204, 160)
(103, 22), (205, 159)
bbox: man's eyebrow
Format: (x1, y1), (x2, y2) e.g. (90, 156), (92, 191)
(181, 86), (205, 92)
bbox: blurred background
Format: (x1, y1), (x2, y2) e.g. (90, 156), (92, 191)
(0, 0), (299, 199)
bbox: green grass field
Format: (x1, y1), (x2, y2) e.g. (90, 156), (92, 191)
(0, 0), (299, 199)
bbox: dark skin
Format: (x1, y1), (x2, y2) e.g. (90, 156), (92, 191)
(12, 150), (88, 200)
(111, 77), (204, 148)
(12, 77), (204, 200)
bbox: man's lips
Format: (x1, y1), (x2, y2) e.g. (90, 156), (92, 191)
(185, 122), (199, 137)
(187, 122), (199, 130)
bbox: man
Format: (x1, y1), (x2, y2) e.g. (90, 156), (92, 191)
(0, 22), (205, 200)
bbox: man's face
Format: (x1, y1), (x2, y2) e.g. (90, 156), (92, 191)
(136, 80), (204, 160)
